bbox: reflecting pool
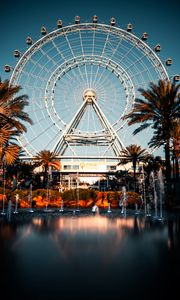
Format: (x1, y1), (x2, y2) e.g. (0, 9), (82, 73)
(0, 210), (180, 300)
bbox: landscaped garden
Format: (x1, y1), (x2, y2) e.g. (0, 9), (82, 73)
(0, 187), (141, 209)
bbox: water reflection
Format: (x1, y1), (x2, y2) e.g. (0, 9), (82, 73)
(0, 214), (180, 299)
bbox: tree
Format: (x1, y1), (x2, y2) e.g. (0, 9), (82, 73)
(0, 78), (32, 134)
(0, 78), (33, 165)
(122, 79), (180, 182)
(119, 144), (150, 190)
(34, 150), (60, 188)
(0, 125), (20, 164)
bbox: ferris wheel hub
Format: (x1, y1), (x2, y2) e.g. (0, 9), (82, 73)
(83, 88), (97, 103)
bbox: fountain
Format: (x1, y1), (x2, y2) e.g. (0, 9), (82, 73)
(13, 193), (19, 214)
(140, 165), (147, 216)
(44, 170), (53, 212)
(135, 203), (139, 215)
(146, 203), (151, 217)
(150, 171), (158, 219)
(7, 199), (12, 222)
(157, 168), (164, 220)
(44, 182), (54, 212)
(59, 199), (64, 212)
(107, 203), (112, 213)
(92, 204), (99, 215)
(119, 186), (127, 216)
(1, 194), (6, 215)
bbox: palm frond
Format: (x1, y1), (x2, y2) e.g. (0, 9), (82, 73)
(133, 123), (151, 135)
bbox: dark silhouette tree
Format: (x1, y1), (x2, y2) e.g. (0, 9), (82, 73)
(122, 79), (180, 183)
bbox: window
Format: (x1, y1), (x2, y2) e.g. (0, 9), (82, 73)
(107, 165), (116, 171)
(63, 165), (79, 170)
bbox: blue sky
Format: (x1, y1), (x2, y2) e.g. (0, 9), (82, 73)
(1, 0), (179, 79)
(0, 0), (179, 159)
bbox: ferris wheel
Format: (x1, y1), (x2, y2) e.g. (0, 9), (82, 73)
(5, 16), (171, 161)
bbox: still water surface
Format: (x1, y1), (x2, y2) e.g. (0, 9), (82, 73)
(0, 211), (179, 299)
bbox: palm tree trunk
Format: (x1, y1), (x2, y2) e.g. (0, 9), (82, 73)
(175, 157), (179, 182)
(164, 139), (171, 182)
(43, 165), (48, 188)
(133, 160), (136, 191)
(164, 139), (173, 208)
(174, 140), (179, 182)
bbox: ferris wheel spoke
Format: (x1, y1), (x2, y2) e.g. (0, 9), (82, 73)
(89, 29), (96, 88)
(27, 103), (47, 114)
(56, 31), (88, 88)
(130, 63), (157, 82)
(91, 105), (101, 158)
(31, 114), (55, 127)
(92, 31), (112, 88)
(25, 122), (57, 147)
(63, 30), (76, 58)
(29, 57), (50, 74)
(108, 34), (124, 59)
(59, 70), (85, 94)
(77, 65), (89, 87)
(39, 48), (57, 68)
(40, 129), (63, 150)
(92, 33), (124, 85)
(118, 41), (138, 65)
(51, 39), (66, 61)
(101, 39), (153, 87)
(78, 29), (89, 87)
(67, 62), (87, 87)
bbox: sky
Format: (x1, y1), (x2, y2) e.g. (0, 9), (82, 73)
(0, 0), (179, 159)
(1, 0), (179, 79)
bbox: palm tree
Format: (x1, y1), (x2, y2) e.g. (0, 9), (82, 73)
(0, 78), (33, 165)
(0, 78), (32, 134)
(143, 155), (164, 175)
(122, 79), (180, 182)
(149, 120), (180, 182)
(34, 150), (60, 188)
(120, 144), (150, 190)
(0, 124), (21, 164)
(0, 78), (33, 196)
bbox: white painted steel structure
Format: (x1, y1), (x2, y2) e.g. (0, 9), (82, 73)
(8, 19), (169, 162)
